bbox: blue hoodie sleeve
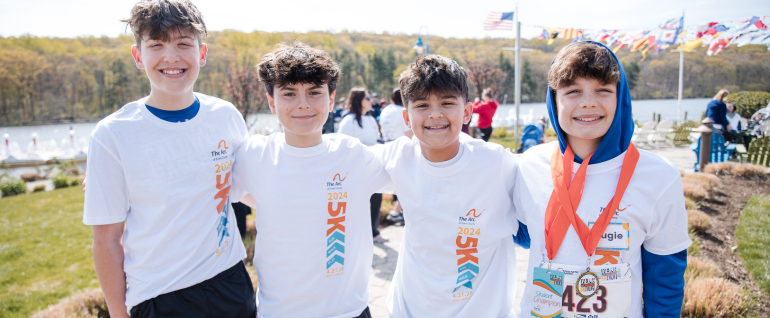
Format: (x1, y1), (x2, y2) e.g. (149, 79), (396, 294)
(642, 247), (687, 318)
(512, 221), (530, 249)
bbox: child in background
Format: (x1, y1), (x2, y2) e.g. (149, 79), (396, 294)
(514, 41), (690, 318)
(83, 1), (254, 317)
(381, 55), (522, 318)
(230, 42), (391, 318)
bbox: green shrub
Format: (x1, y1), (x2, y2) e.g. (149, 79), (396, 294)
(0, 177), (26, 197)
(492, 127), (508, 139)
(725, 91), (770, 118)
(52, 174), (74, 189)
(33, 184), (45, 192)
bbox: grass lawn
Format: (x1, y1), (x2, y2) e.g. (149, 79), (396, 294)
(488, 137), (519, 151)
(736, 195), (770, 295)
(0, 187), (97, 318)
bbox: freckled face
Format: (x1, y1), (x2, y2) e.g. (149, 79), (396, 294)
(555, 77), (617, 146)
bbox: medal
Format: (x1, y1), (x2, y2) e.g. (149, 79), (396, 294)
(575, 268), (599, 298)
(542, 143), (640, 301)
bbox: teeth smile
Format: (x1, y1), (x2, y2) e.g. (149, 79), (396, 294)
(575, 117), (602, 122)
(162, 69), (184, 75)
(426, 125), (449, 130)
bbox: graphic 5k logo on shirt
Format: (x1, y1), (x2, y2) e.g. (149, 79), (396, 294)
(326, 173), (348, 277)
(213, 140), (233, 256)
(454, 208), (484, 301)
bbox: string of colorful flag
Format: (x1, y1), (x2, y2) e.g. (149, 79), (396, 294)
(483, 12), (770, 59)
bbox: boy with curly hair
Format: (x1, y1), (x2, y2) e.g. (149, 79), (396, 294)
(230, 41), (391, 318)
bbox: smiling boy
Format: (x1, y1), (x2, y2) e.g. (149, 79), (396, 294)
(514, 42), (690, 318)
(230, 42), (391, 318)
(380, 55), (522, 317)
(83, 1), (255, 317)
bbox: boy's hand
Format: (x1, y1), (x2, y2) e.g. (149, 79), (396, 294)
(82, 172), (87, 192)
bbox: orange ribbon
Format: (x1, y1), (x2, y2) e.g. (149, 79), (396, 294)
(543, 143), (640, 261)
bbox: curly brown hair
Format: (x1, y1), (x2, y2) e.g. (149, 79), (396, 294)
(257, 41), (341, 97)
(122, 0), (207, 49)
(398, 55), (469, 106)
(547, 42), (619, 90)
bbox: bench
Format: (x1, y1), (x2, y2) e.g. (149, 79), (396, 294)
(739, 136), (770, 166)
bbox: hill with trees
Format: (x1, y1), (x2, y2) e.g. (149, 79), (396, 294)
(0, 30), (768, 126)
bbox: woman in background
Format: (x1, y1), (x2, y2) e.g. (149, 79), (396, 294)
(705, 89), (731, 131)
(472, 88), (499, 141)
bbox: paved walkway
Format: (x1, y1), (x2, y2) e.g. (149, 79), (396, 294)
(368, 225), (528, 318)
(367, 145), (694, 318)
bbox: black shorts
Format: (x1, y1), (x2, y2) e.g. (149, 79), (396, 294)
(392, 194), (398, 202)
(130, 262), (256, 318)
(355, 307), (372, 318)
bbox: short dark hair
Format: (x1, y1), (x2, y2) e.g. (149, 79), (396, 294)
(122, 0), (207, 48)
(548, 42), (619, 90)
(391, 87), (403, 106)
(398, 55), (469, 106)
(257, 41), (340, 97)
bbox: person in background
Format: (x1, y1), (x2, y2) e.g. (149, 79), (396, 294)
(473, 88), (499, 141)
(231, 202), (252, 238)
(705, 89), (731, 131)
(725, 102), (742, 132)
(378, 87), (412, 225)
(370, 92), (382, 119)
(338, 87), (389, 243)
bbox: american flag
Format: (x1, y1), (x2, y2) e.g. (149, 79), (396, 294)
(484, 12), (514, 31)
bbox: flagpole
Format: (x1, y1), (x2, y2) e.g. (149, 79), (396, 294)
(514, 2), (521, 143)
(677, 8), (685, 124)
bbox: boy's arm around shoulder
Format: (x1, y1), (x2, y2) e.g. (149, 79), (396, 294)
(229, 134), (268, 209)
(498, 147), (531, 247)
(364, 137), (406, 194)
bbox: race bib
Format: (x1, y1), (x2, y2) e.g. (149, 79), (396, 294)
(530, 267), (564, 318)
(530, 262), (632, 318)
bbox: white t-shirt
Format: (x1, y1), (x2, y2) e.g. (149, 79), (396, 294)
(726, 112), (742, 132)
(83, 93), (248, 309)
(514, 142), (691, 318)
(381, 134), (522, 318)
(338, 113), (380, 146)
(379, 104), (410, 142)
(230, 133), (392, 318)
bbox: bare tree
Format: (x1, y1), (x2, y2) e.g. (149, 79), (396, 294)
(462, 56), (508, 100)
(221, 65), (267, 129)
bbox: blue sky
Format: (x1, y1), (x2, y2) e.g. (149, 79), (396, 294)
(1, 0), (768, 39)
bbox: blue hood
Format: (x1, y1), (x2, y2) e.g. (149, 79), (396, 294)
(546, 41), (635, 164)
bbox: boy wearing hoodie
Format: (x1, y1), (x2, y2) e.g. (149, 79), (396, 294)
(514, 42), (690, 318)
